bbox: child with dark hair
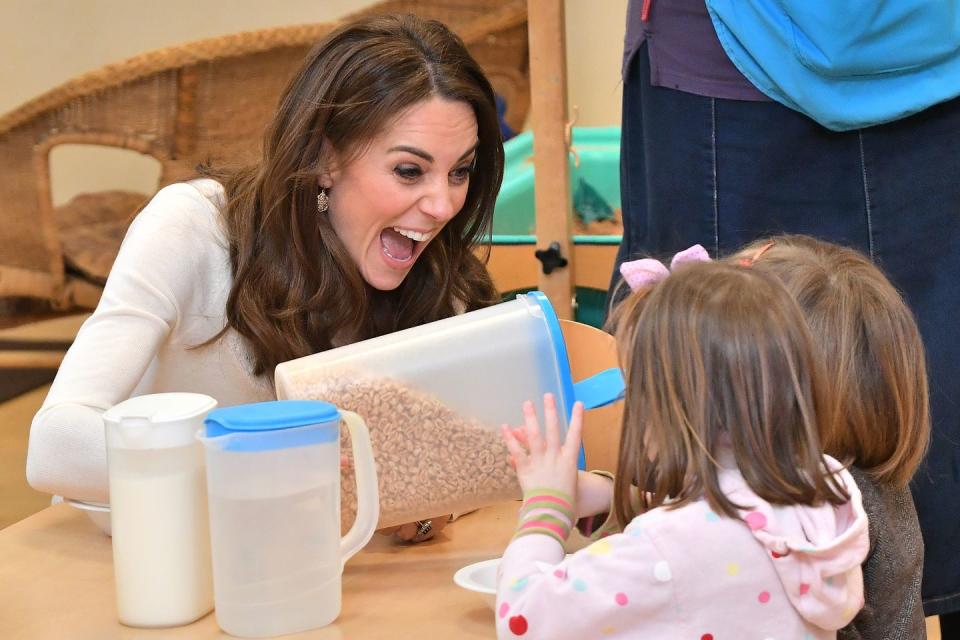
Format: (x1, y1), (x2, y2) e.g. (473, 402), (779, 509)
(735, 235), (930, 639)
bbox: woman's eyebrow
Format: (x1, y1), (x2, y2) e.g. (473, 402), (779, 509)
(387, 141), (479, 164)
(456, 142), (480, 162)
(388, 145), (433, 162)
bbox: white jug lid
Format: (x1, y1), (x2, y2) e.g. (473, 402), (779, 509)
(104, 392), (218, 449)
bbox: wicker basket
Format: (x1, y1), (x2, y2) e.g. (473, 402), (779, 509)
(0, 0), (528, 310)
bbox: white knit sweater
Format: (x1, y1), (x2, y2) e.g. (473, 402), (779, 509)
(27, 180), (274, 504)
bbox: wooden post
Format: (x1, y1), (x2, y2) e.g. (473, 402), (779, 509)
(528, 0), (574, 319)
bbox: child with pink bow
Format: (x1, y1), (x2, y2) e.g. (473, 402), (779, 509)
(495, 252), (869, 639)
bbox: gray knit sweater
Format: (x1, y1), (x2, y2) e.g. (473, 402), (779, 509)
(839, 467), (926, 640)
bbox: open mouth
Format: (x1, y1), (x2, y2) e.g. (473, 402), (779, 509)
(379, 226), (433, 264)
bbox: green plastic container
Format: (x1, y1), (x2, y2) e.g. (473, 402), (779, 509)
(493, 126), (622, 235)
(499, 286), (610, 329)
(492, 127), (622, 328)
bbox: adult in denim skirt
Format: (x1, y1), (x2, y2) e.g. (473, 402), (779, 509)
(609, 0), (960, 633)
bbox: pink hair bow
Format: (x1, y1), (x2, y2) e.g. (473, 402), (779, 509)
(619, 244), (711, 291)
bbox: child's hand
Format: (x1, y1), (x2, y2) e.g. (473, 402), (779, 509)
(501, 393), (583, 500)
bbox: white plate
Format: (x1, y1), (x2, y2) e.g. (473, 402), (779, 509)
(64, 499), (112, 536)
(453, 557), (499, 610)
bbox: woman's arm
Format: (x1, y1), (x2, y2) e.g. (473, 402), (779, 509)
(27, 183), (217, 503)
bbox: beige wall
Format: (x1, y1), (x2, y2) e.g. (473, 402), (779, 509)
(0, 0), (626, 204)
(564, 0), (628, 127)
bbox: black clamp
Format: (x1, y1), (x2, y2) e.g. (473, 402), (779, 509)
(534, 242), (569, 275)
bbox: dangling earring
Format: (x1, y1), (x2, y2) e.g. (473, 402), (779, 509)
(316, 188), (329, 214)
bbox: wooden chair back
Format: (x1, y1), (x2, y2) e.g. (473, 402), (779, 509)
(0, 0), (529, 309)
(559, 319), (622, 472)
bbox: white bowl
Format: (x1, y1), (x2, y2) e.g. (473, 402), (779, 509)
(64, 499), (112, 536)
(453, 557), (500, 610)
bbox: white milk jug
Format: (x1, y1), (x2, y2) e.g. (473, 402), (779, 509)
(103, 392), (217, 627)
(199, 400), (379, 638)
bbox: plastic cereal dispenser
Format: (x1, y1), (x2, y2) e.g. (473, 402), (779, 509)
(274, 292), (623, 530)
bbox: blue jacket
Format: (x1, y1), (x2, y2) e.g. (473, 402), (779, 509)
(707, 1), (960, 130)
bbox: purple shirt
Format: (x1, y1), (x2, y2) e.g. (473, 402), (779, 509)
(624, 0), (769, 102)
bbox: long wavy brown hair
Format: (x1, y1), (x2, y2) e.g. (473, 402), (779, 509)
(733, 235), (930, 489)
(608, 262), (849, 524)
(205, 15), (502, 378)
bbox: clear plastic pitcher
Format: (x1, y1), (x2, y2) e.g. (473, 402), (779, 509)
(104, 392), (217, 628)
(274, 292), (624, 530)
(199, 400), (379, 638)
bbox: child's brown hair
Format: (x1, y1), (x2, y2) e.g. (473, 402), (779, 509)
(733, 234), (930, 488)
(609, 261), (848, 525)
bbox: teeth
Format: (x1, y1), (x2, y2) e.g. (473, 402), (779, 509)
(393, 227), (430, 242)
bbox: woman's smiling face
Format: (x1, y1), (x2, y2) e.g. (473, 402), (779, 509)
(321, 96), (479, 291)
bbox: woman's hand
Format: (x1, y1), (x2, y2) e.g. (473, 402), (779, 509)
(378, 515), (451, 543)
(350, 452), (449, 544)
(501, 393), (583, 500)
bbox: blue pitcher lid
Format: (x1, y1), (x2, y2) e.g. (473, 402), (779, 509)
(204, 400), (340, 438)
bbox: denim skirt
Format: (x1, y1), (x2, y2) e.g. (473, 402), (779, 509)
(613, 44), (960, 615)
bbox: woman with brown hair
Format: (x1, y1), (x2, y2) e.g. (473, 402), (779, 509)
(734, 235), (931, 639)
(26, 14), (503, 542)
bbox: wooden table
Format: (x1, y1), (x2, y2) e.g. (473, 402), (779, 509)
(0, 502), (520, 638)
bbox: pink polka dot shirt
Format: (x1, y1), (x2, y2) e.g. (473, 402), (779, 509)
(496, 456), (869, 639)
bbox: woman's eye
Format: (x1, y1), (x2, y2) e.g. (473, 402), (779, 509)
(450, 165), (473, 184)
(394, 165), (422, 181)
